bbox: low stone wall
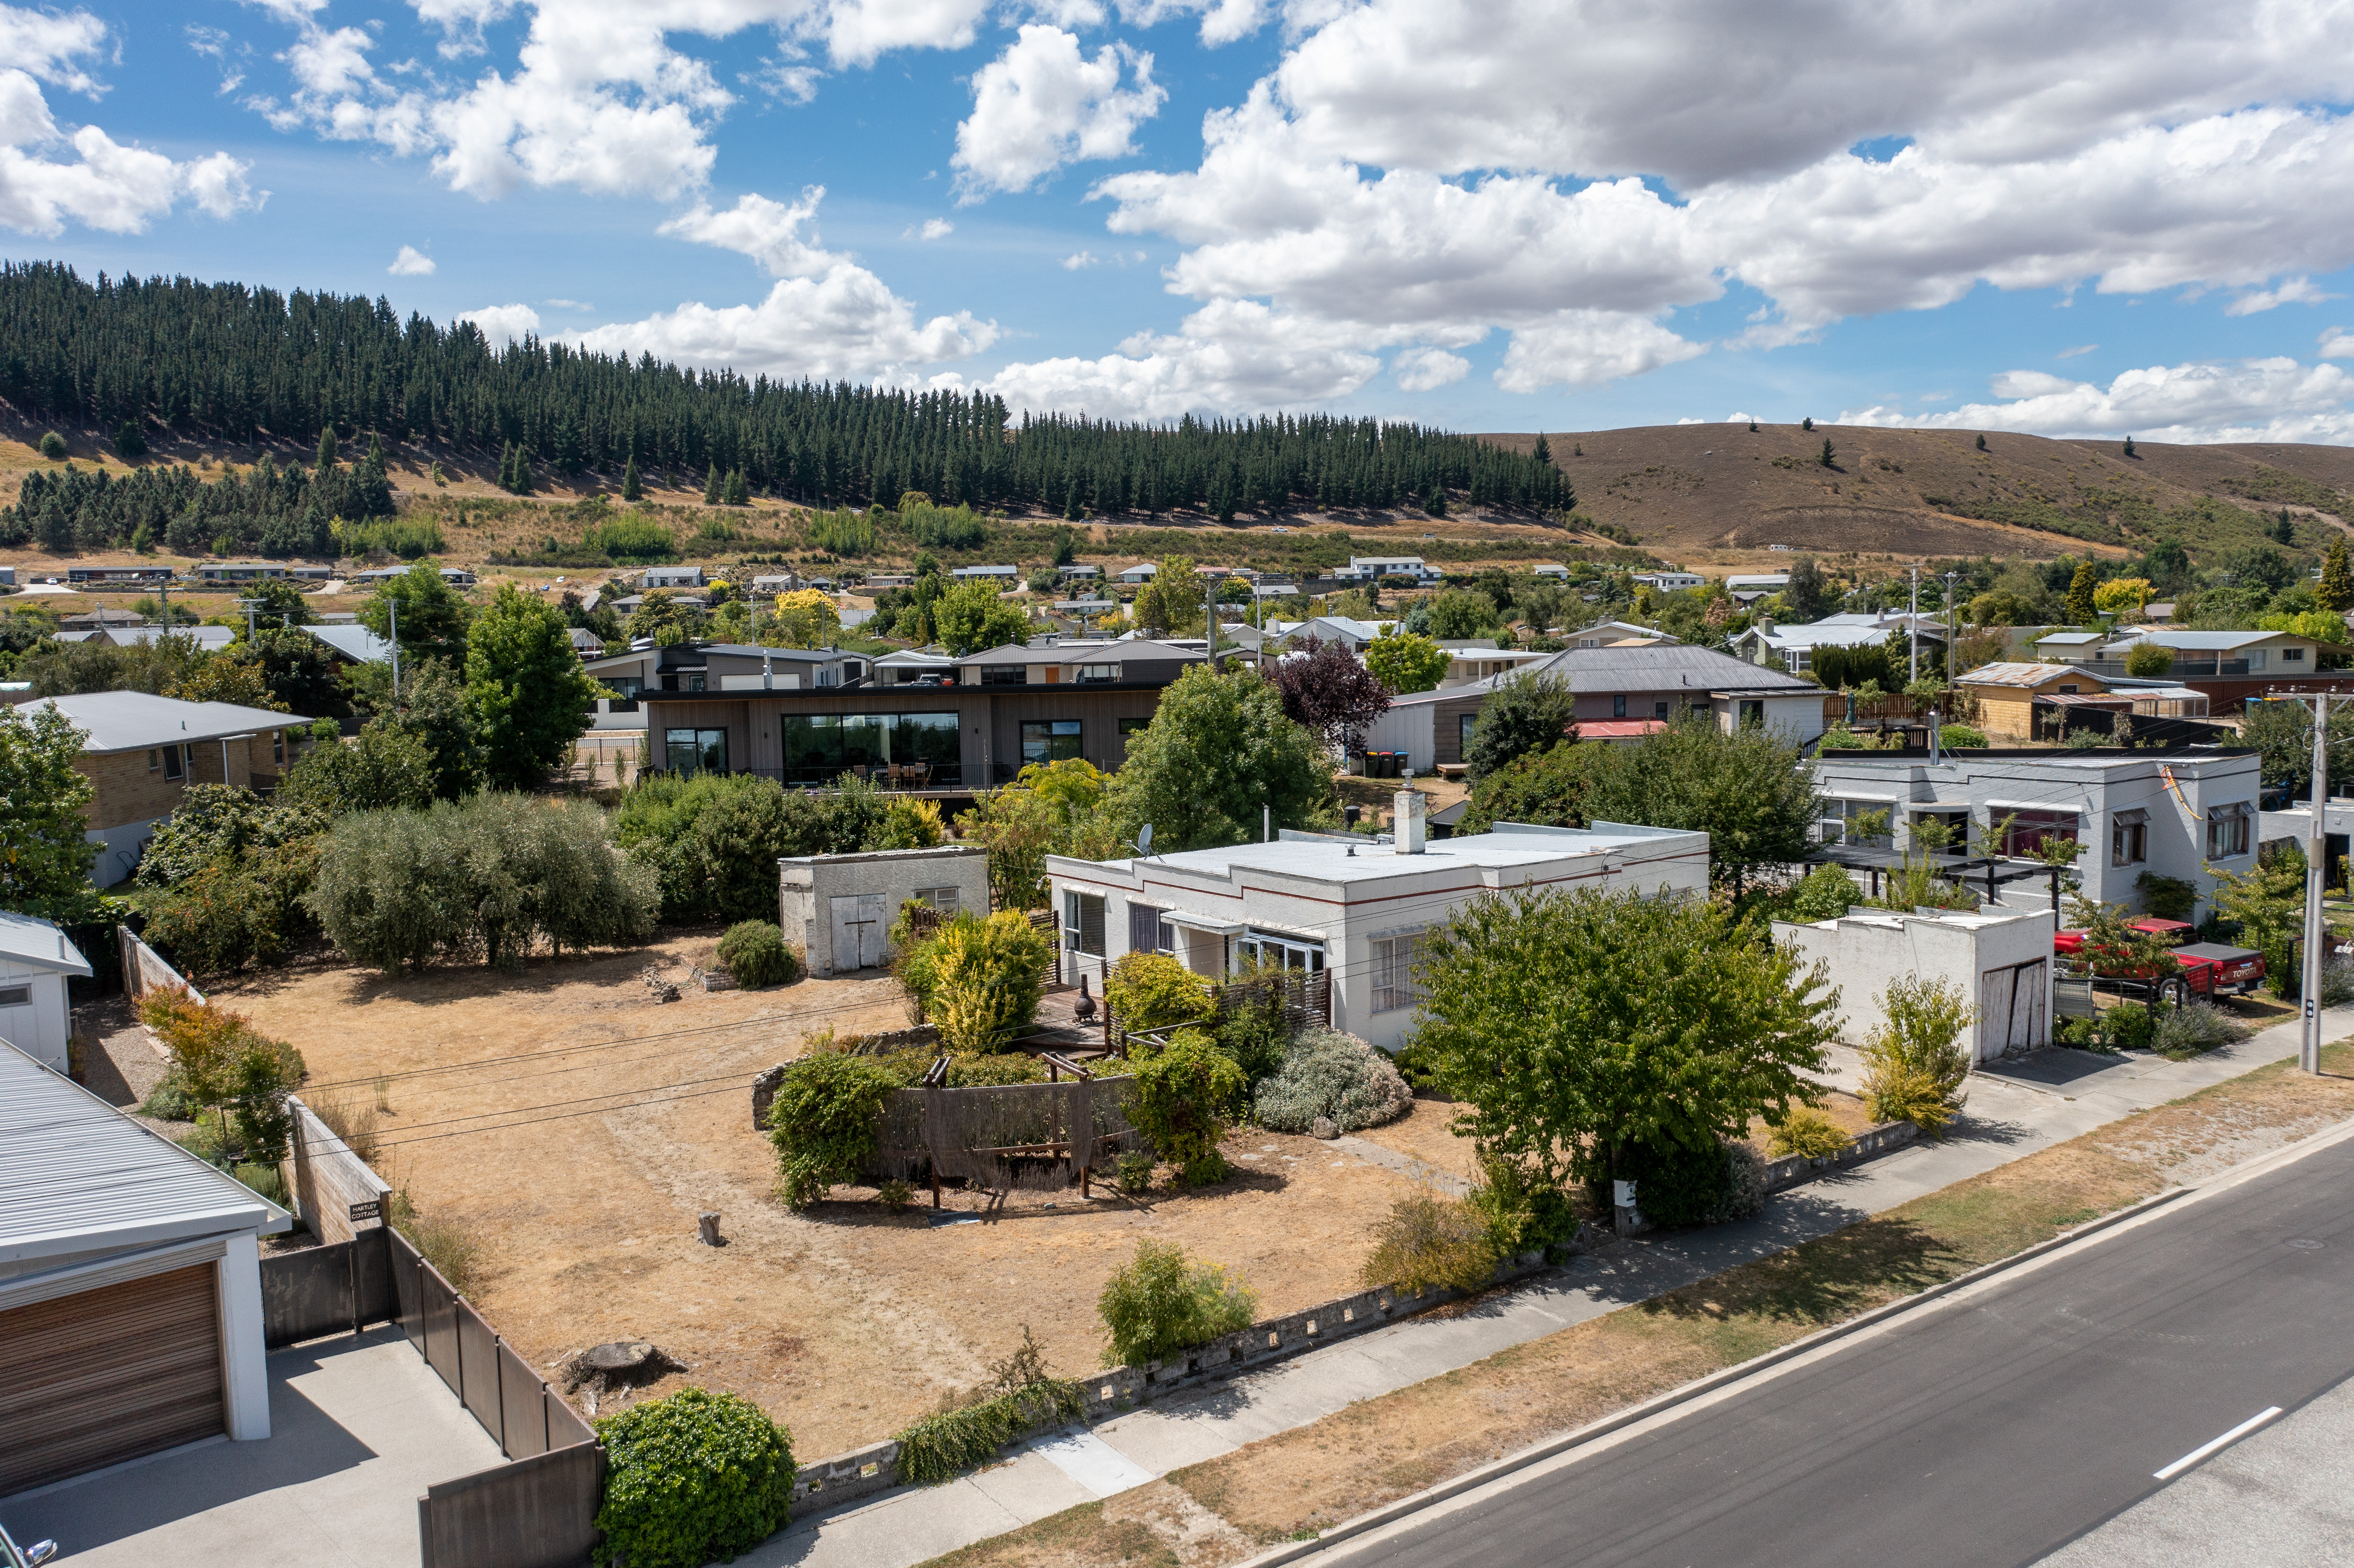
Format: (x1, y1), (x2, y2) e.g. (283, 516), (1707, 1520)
(787, 1232), (1605, 1514)
(1762, 1119), (1918, 1195)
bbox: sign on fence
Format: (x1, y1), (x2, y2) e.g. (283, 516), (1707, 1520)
(349, 1199), (382, 1222)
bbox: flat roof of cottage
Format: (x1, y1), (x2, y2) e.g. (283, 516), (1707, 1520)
(1059, 820), (1702, 887)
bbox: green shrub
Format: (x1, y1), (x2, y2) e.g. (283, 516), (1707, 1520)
(1858, 974), (1975, 1135)
(2103, 1000), (2155, 1051)
(1210, 973), (1293, 1085)
(1786, 862), (1860, 922)
(2150, 1000), (2249, 1059)
(594, 1388), (796, 1568)
(2055, 1016), (2100, 1049)
(134, 784), (324, 888)
(1104, 952), (1213, 1031)
(306, 794), (656, 973)
(766, 1053), (902, 1209)
(233, 1161), (288, 1205)
(1129, 1029), (1247, 1184)
(900, 910), (1051, 1053)
(1467, 1155), (1582, 1256)
(583, 514), (680, 563)
(876, 1178), (914, 1211)
(137, 838), (323, 976)
(1938, 723), (1988, 748)
(892, 1329), (1083, 1485)
(1766, 1106), (1850, 1159)
(1252, 1028), (1411, 1135)
(2322, 955), (2354, 1008)
(1386, 1037), (1446, 1094)
(617, 772), (883, 925)
(2136, 872), (2200, 924)
(1115, 1150), (1155, 1193)
(1097, 1239), (1256, 1367)
(137, 988), (305, 1160)
(1619, 1138), (1766, 1228)
(1359, 1192), (1497, 1293)
(276, 721), (436, 817)
(38, 430), (64, 459)
(140, 1069), (195, 1120)
(718, 921), (800, 989)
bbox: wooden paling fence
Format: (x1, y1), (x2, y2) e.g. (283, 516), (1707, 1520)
(257, 1226), (602, 1568)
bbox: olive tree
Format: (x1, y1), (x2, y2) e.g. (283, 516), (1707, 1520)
(1412, 885), (1839, 1189)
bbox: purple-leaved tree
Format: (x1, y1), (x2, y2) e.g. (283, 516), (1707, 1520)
(1271, 635), (1392, 756)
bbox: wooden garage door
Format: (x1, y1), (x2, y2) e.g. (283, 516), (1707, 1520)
(0, 1263), (225, 1494)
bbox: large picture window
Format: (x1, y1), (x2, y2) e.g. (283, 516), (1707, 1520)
(2000, 809), (2079, 859)
(1022, 719), (1083, 765)
(666, 728), (728, 776)
(1238, 927), (1325, 973)
(778, 711), (960, 786)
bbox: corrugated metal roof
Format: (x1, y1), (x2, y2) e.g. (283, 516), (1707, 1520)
(19, 690), (312, 753)
(0, 913), (93, 975)
(301, 624), (395, 664)
(1956, 662), (2112, 689)
(0, 1039), (290, 1265)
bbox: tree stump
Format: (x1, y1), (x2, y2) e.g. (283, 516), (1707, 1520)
(698, 1212), (723, 1247)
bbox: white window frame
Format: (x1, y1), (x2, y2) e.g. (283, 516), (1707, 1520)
(1063, 890), (1105, 956)
(1371, 930), (1427, 1013)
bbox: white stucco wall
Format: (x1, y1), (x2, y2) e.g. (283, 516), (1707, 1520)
(0, 961), (76, 1072)
(779, 846), (992, 977)
(1773, 907), (2056, 1062)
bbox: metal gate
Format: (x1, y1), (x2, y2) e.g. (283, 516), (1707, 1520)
(830, 893), (888, 973)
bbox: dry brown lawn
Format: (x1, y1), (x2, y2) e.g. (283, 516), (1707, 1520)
(209, 937), (1447, 1459)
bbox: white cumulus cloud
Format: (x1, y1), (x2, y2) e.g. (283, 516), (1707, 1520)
(389, 244), (437, 275)
(2226, 276), (2341, 316)
(1840, 357), (2354, 445)
(1390, 347), (1468, 391)
(954, 26), (1165, 200)
(459, 302), (542, 346)
(0, 7), (262, 236)
(975, 299), (1378, 420)
(570, 188), (998, 381)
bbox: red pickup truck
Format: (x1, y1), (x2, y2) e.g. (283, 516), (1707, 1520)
(2053, 917), (2266, 998)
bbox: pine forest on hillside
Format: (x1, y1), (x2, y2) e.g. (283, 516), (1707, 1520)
(0, 262), (1570, 528)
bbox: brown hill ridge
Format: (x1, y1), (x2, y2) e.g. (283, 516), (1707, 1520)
(1488, 423), (2354, 568)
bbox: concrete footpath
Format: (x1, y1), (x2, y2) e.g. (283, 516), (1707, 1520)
(749, 1007), (2351, 1568)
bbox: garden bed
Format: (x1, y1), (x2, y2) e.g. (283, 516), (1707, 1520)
(204, 937), (1450, 1458)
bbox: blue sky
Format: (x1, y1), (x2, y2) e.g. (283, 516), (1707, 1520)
(8, 1), (2354, 441)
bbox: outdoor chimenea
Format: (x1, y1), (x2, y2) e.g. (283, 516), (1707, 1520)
(1074, 973), (1097, 1024)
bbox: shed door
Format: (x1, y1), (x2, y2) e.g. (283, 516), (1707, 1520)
(1978, 965), (2016, 1061)
(0, 976), (41, 1062)
(829, 893), (889, 972)
(0, 1263), (225, 1494)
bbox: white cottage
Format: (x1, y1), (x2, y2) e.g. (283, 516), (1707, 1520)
(1045, 807), (1711, 1051)
(0, 913), (92, 1073)
(779, 845), (992, 977)
(1771, 906), (2056, 1063)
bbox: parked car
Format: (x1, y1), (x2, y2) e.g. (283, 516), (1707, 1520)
(1, 1522), (57, 1567)
(2053, 917), (2265, 999)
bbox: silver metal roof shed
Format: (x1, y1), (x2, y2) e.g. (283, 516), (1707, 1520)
(0, 1039), (290, 1270)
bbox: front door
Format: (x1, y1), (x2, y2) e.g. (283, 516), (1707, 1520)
(829, 893), (888, 972)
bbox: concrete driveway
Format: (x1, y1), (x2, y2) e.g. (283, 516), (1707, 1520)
(1, 1328), (503, 1567)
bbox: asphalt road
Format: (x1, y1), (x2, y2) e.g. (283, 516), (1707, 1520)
(1316, 1133), (2354, 1568)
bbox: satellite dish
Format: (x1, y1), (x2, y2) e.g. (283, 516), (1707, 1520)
(1137, 822), (1152, 854)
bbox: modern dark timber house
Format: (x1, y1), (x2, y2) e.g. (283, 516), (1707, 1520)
(638, 639), (1206, 791)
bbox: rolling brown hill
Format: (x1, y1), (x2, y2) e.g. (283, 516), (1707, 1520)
(1486, 423), (2354, 569)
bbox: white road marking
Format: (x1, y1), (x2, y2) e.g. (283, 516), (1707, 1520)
(2153, 1407), (2284, 1480)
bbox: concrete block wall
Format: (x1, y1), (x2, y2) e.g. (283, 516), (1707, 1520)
(779, 846), (991, 978)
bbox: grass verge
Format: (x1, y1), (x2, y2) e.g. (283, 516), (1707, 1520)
(920, 1040), (2354, 1567)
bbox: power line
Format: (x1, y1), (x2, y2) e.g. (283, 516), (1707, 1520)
(343, 1067), (767, 1140)
(366, 1081), (759, 1151)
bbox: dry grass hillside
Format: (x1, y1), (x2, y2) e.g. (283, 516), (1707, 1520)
(1484, 423), (2354, 569)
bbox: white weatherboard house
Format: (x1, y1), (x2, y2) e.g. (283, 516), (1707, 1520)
(0, 914), (92, 1072)
(1045, 807), (1711, 1051)
(0, 1038), (293, 1493)
(1773, 907), (2056, 1063)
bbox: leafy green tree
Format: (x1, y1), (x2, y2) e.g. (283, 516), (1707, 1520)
(464, 582), (603, 790)
(1459, 740), (1590, 831)
(249, 627), (348, 716)
(382, 660), (486, 800)
(278, 719), (436, 816)
(1108, 664), (1333, 851)
(165, 651), (290, 712)
(723, 468), (750, 506)
(2220, 543), (2297, 595)
(1130, 556), (1206, 637)
(0, 703), (98, 915)
(2063, 558), (2099, 625)
(1424, 589), (1500, 640)
(242, 578), (314, 628)
(2206, 843), (2306, 999)
(1363, 628), (1450, 695)
(115, 420), (147, 458)
(1575, 713), (1824, 898)
(932, 579), (1030, 655)
(1413, 884), (1838, 1190)
(620, 454), (642, 501)
(1783, 557), (1831, 620)
(2123, 640), (2174, 677)
(2320, 536), (2354, 614)
(2239, 697), (2354, 795)
(1129, 1031), (1248, 1184)
(1465, 673), (1578, 782)
(626, 588), (705, 645)
(703, 463), (722, 505)
(358, 560), (472, 665)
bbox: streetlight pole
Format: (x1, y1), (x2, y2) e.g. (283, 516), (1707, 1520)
(2271, 688), (2334, 1074)
(1944, 570), (1961, 686)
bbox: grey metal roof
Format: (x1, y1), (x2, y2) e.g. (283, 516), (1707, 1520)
(0, 1039), (290, 1265)
(955, 639), (1204, 666)
(1408, 643), (1822, 705)
(302, 624), (395, 664)
(2107, 629), (2303, 651)
(21, 690), (311, 753)
(113, 625), (237, 652)
(0, 913), (92, 975)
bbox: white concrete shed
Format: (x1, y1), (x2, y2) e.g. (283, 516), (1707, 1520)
(0, 912), (92, 1073)
(779, 845), (992, 977)
(1771, 905), (2055, 1064)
